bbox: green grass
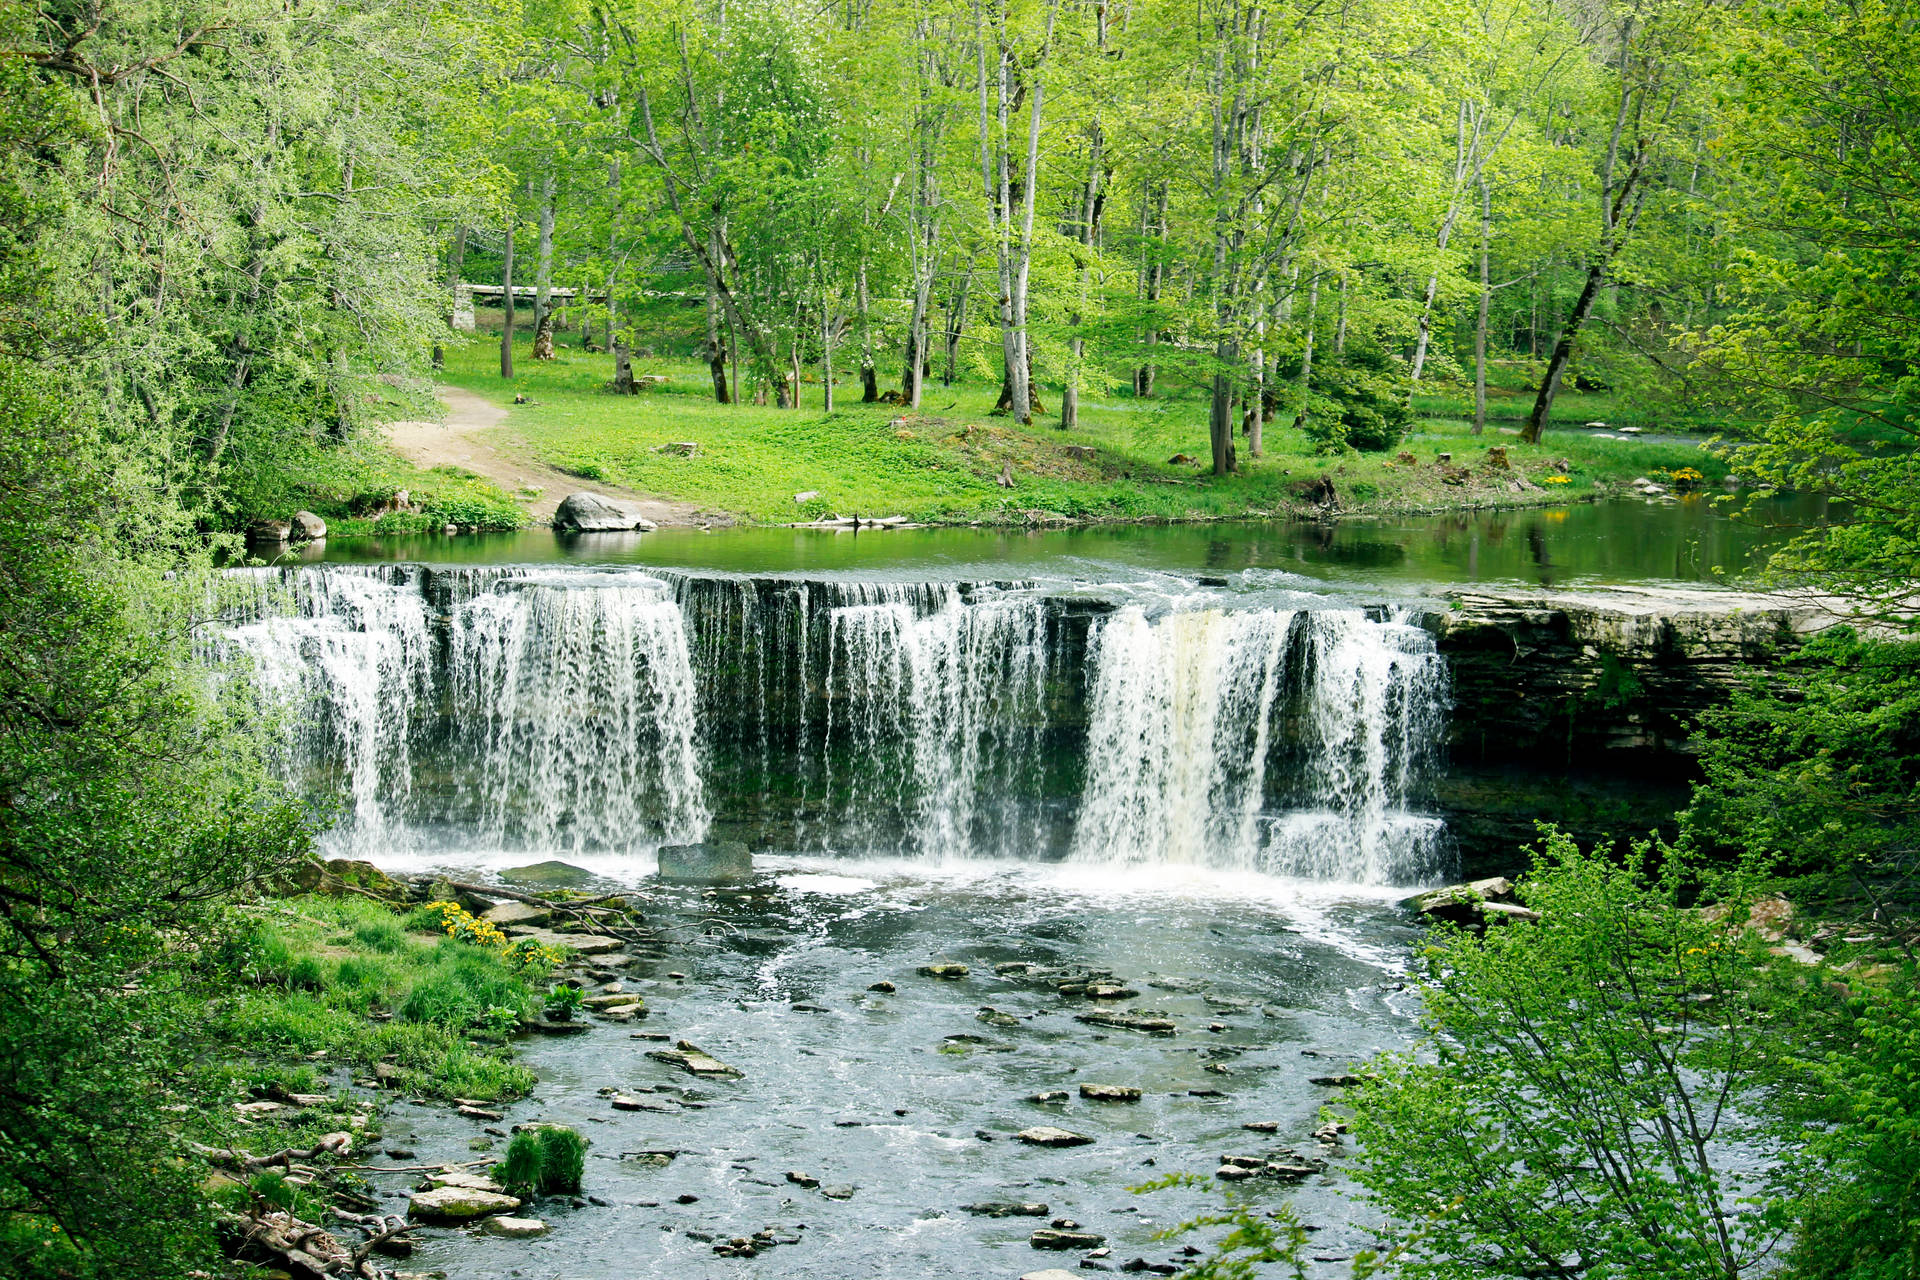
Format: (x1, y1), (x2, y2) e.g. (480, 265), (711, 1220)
(222, 434), (529, 536)
(439, 333), (1736, 526)
(213, 894), (540, 1103)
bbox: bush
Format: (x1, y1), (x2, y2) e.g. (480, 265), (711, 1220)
(499, 1127), (586, 1196)
(536, 1126), (586, 1193)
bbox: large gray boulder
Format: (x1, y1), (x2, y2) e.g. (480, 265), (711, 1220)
(407, 1185), (522, 1220)
(290, 510), (328, 540)
(552, 491), (658, 533)
(656, 840), (752, 884)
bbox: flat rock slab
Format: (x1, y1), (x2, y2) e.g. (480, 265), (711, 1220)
(963, 1201), (1049, 1217)
(523, 1017), (591, 1035)
(1075, 1011), (1176, 1035)
(501, 926), (624, 956)
(1030, 1228), (1105, 1249)
(917, 963), (970, 979)
(1079, 1084), (1143, 1102)
(1016, 1126), (1093, 1148)
(610, 1094), (673, 1113)
(500, 860), (595, 888)
(426, 1171), (505, 1194)
(481, 900), (550, 928)
(647, 1040), (742, 1079)
(408, 1186), (522, 1221)
(482, 1215), (549, 1238)
(1022, 1271), (1084, 1280)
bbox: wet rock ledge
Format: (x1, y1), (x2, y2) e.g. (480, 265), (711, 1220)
(1428, 585), (1832, 872)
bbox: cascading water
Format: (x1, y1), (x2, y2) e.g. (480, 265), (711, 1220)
(221, 564), (1452, 884)
(1069, 606), (1293, 868)
(447, 574), (707, 856)
(1066, 605), (1449, 883)
(222, 567), (434, 853)
(819, 585), (1054, 859)
(224, 566), (707, 860)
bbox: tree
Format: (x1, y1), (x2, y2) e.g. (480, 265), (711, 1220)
(1692, 0), (1920, 618)
(1521, 0), (1710, 443)
(1346, 833), (1800, 1279)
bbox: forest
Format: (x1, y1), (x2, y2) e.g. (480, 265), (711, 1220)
(0, 0), (1917, 1276)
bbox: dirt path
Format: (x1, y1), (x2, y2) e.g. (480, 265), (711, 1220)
(385, 385), (706, 526)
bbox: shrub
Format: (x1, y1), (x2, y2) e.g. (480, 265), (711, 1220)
(498, 1131), (544, 1195)
(536, 1126), (586, 1193)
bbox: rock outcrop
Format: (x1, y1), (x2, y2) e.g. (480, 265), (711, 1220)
(1427, 585), (1833, 873)
(552, 491), (658, 532)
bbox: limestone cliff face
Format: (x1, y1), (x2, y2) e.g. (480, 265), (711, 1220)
(1424, 586), (1833, 872)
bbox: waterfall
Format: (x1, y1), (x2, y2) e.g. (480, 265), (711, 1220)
(223, 567), (434, 854)
(222, 565), (1452, 884)
(1069, 606), (1292, 868)
(448, 574), (707, 855)
(1068, 604), (1449, 883)
(224, 566), (707, 859)
(820, 585), (1053, 859)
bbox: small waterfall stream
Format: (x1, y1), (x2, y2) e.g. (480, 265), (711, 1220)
(220, 564), (1451, 883)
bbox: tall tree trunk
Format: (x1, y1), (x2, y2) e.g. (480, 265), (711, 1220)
(821, 278), (835, 413)
(857, 261), (878, 401)
(1522, 258), (1607, 443)
(1295, 269), (1320, 432)
(1061, 122), (1103, 431)
(534, 172), (556, 334)
(1135, 180), (1167, 397)
(944, 265), (970, 386)
(1474, 178), (1491, 435)
(499, 222), (515, 380)
(1208, 356), (1237, 477)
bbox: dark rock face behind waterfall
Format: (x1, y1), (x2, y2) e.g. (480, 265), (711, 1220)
(1429, 586), (1829, 873)
(217, 566), (1821, 883)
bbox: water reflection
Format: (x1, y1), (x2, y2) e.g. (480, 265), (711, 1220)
(290, 494), (1830, 590)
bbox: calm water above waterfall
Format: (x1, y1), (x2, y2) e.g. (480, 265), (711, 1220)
(297, 492), (1829, 588)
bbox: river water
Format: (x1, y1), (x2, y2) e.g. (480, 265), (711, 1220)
(226, 498), (1813, 1278)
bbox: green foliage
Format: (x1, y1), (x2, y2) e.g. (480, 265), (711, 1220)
(498, 1126), (586, 1196)
(1346, 830), (1799, 1278)
(1786, 990), (1920, 1280)
(535, 1126), (587, 1194)
(1303, 349), (1415, 454)
(1683, 629), (1920, 928)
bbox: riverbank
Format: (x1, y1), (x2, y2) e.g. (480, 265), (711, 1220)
(238, 337), (1728, 538)
(434, 339), (1729, 528)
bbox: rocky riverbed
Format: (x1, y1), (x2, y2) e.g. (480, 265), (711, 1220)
(362, 858), (1428, 1279)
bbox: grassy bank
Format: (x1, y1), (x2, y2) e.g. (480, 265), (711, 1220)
(437, 334), (1731, 527)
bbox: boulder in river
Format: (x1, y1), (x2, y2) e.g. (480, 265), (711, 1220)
(1404, 875), (1530, 927)
(1030, 1228), (1105, 1249)
(290, 510), (328, 540)
(553, 491), (658, 532)
(1022, 1271), (1083, 1280)
(917, 963), (969, 979)
(407, 1185), (522, 1221)
(481, 1216), (548, 1238)
(1079, 1083), (1142, 1103)
(963, 1201), (1049, 1217)
(656, 840), (753, 884)
(501, 860), (595, 888)
(1016, 1126), (1093, 1148)
(1074, 1011), (1176, 1036)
